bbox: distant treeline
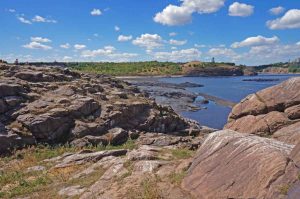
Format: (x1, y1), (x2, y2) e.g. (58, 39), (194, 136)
(66, 61), (244, 76)
(254, 62), (300, 73)
(67, 61), (183, 76)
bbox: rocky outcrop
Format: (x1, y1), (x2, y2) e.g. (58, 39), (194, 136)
(225, 77), (300, 144)
(182, 130), (300, 199)
(184, 66), (244, 77)
(243, 68), (258, 76)
(272, 122), (300, 145)
(0, 64), (202, 154)
(262, 67), (289, 74)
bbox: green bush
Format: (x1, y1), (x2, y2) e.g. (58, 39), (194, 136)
(288, 65), (300, 73)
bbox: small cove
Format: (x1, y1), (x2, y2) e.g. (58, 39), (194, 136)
(160, 74), (300, 129)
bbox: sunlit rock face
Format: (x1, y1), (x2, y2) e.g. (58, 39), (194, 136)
(182, 130), (300, 199)
(225, 77), (300, 144)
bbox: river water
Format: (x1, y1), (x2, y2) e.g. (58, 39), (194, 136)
(160, 74), (300, 129)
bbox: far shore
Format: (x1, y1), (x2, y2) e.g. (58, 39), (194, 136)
(117, 72), (300, 80)
(116, 75), (184, 79)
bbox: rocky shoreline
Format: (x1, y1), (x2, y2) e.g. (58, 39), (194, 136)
(0, 63), (214, 154)
(0, 63), (299, 198)
(122, 77), (236, 113)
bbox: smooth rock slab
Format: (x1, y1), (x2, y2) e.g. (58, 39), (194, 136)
(272, 122), (300, 145)
(54, 149), (128, 168)
(127, 145), (159, 161)
(133, 160), (166, 173)
(182, 130), (299, 199)
(26, 165), (46, 172)
(58, 185), (86, 197)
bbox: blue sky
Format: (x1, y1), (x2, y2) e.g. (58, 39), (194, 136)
(0, 0), (300, 65)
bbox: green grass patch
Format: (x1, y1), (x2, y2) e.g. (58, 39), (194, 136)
(171, 148), (194, 159)
(104, 139), (137, 151)
(0, 172), (52, 198)
(169, 171), (187, 185)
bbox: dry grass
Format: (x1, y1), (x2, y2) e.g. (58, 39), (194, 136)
(0, 139), (136, 198)
(158, 148), (194, 161)
(49, 164), (86, 183)
(127, 176), (162, 199)
(168, 171), (187, 185)
(67, 166), (106, 187)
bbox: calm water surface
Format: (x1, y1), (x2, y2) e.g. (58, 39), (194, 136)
(160, 74), (300, 129)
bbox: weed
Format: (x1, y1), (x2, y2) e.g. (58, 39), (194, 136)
(279, 184), (290, 195)
(1, 174), (52, 198)
(67, 167), (106, 187)
(171, 148), (194, 159)
(127, 176), (162, 199)
(169, 171), (187, 185)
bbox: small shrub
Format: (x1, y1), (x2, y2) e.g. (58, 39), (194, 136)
(169, 171), (187, 185)
(279, 184), (290, 195)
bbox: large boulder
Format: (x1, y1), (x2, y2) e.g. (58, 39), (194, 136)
(17, 113), (73, 142)
(0, 83), (25, 97)
(182, 130), (300, 199)
(272, 122), (300, 145)
(225, 77), (300, 144)
(0, 132), (36, 155)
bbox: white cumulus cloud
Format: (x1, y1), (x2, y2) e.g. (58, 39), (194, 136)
(182, 0), (225, 14)
(81, 46), (116, 57)
(194, 44), (206, 48)
(17, 17), (32, 24)
(74, 44), (86, 50)
(208, 48), (237, 57)
(30, 37), (51, 43)
(169, 32), (177, 37)
(267, 9), (300, 29)
(81, 46), (138, 62)
(169, 39), (187, 46)
(118, 35), (133, 42)
(132, 34), (164, 49)
(154, 5), (192, 26)
(115, 26), (120, 31)
(32, 15), (57, 23)
(60, 43), (70, 49)
(246, 44), (300, 63)
(228, 2), (254, 17)
(154, 0), (225, 26)
(8, 9), (16, 13)
(91, 9), (102, 16)
(151, 48), (202, 62)
(231, 35), (279, 48)
(269, 6), (285, 15)
(23, 42), (52, 50)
